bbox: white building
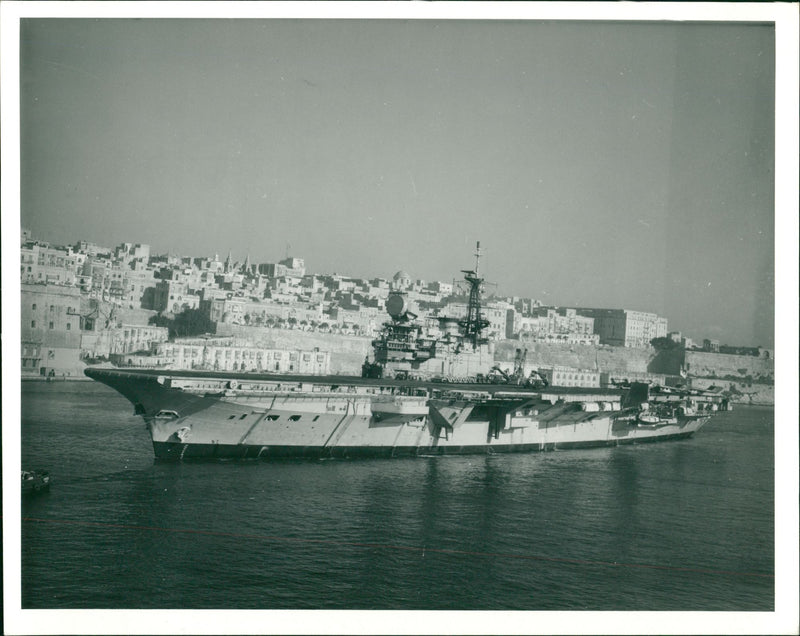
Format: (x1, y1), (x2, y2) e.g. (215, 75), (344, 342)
(119, 336), (331, 374)
(537, 366), (601, 388)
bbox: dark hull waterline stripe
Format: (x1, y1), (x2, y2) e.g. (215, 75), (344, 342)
(153, 431), (696, 460)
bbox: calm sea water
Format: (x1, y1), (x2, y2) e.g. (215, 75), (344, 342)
(20, 381), (773, 610)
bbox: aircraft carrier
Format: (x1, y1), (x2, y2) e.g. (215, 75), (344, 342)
(85, 243), (725, 459)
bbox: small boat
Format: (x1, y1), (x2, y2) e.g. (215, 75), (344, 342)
(370, 397), (430, 423)
(22, 470), (51, 494)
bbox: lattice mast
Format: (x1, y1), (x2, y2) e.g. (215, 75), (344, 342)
(459, 241), (490, 349)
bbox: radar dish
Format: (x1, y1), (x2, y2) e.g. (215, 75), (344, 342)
(386, 294), (408, 318)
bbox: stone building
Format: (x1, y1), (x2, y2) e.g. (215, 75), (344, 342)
(576, 308), (668, 348)
(118, 336), (331, 374)
(537, 366), (601, 388)
(20, 243), (78, 286)
(258, 257), (306, 279)
(512, 307), (599, 345)
(206, 297), (323, 327)
(21, 283), (83, 376)
(153, 278), (201, 314)
(391, 270), (413, 291)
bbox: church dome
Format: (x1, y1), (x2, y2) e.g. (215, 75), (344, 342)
(392, 270), (412, 290)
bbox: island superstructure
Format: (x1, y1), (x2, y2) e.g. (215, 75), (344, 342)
(85, 243), (727, 459)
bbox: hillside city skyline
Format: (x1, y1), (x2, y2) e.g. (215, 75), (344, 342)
(20, 226), (769, 350)
(19, 19), (775, 348)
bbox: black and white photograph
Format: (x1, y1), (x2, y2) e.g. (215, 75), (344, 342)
(2, 2), (798, 634)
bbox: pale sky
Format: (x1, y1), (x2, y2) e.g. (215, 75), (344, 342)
(19, 19), (775, 347)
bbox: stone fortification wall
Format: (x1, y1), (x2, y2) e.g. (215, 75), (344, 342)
(684, 351), (773, 382)
(494, 341), (656, 374)
(214, 324), (371, 374)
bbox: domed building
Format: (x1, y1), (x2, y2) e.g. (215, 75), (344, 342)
(392, 270), (412, 291)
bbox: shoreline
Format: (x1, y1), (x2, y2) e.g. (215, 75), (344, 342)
(19, 369), (776, 406)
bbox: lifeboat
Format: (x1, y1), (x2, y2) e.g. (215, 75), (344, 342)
(370, 398), (429, 423)
(637, 413), (678, 428)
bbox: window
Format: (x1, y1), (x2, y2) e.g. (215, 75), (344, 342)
(66, 323), (71, 331)
(266, 415), (279, 421)
(239, 414), (248, 420)
(32, 303), (36, 310)
(31, 320), (36, 328)
(288, 415), (301, 421)
(50, 305), (54, 312)
(49, 322), (54, 329)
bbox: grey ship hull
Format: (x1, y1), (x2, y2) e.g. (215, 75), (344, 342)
(85, 368), (714, 460)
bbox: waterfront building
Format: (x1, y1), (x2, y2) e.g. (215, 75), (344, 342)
(21, 283), (83, 376)
(118, 336), (331, 374)
(82, 323), (169, 360)
(599, 370), (668, 387)
(109, 324), (169, 355)
(536, 365), (601, 388)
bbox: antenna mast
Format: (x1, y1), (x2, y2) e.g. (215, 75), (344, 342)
(458, 241), (490, 349)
